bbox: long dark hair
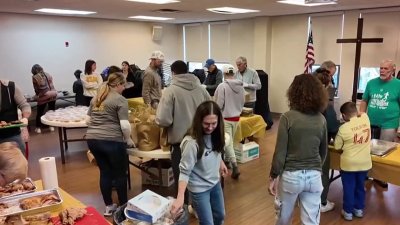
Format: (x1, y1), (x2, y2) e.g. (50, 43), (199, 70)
(188, 101), (225, 159)
(84, 59), (96, 75)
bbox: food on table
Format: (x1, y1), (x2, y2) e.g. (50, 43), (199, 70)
(0, 179), (35, 198)
(19, 194), (60, 210)
(59, 207), (87, 225)
(44, 106), (88, 123)
(24, 212), (52, 225)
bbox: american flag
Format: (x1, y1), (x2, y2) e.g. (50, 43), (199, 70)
(304, 28), (315, 74)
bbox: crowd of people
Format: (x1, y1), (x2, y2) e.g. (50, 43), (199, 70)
(1, 52), (399, 225)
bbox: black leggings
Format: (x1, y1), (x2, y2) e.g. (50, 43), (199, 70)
(87, 139), (128, 205)
(36, 101), (56, 128)
(171, 143), (189, 204)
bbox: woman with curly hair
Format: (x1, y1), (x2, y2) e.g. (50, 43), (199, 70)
(268, 74), (328, 225)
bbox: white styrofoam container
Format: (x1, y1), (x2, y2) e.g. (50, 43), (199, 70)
(125, 190), (171, 223)
(234, 141), (260, 163)
(141, 167), (174, 187)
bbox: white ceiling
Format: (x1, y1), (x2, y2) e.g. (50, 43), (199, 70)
(1, 0), (400, 24)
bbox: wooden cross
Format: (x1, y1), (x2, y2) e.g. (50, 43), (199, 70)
(336, 18), (383, 102)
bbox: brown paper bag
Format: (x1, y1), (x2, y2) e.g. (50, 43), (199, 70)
(0, 142), (28, 186)
(137, 122), (160, 151)
(130, 122), (139, 145)
(160, 128), (170, 152)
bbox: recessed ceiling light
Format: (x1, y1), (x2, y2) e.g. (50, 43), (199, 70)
(277, 0), (337, 7)
(126, 0), (179, 4)
(35, 8), (96, 15)
(207, 7), (260, 14)
(129, 15), (174, 21)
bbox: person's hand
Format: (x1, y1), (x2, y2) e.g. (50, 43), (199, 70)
(20, 118), (28, 125)
(126, 138), (135, 148)
(45, 90), (57, 98)
(125, 82), (134, 89)
(268, 176), (279, 196)
(220, 161), (228, 178)
(151, 101), (159, 109)
(170, 197), (184, 216)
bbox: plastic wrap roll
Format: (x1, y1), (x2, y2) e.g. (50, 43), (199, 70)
(39, 157), (58, 190)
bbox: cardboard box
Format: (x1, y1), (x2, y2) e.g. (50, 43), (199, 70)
(126, 190), (171, 223)
(234, 141), (260, 163)
(141, 166), (174, 187)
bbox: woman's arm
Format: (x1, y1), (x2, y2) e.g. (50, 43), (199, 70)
(171, 180), (188, 215)
(269, 114), (289, 179)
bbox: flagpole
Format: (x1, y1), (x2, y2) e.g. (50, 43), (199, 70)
(304, 17), (315, 74)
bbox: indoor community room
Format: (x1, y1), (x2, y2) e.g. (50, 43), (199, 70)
(1, 0), (400, 224)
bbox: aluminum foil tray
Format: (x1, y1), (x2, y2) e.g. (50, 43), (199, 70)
(0, 178), (36, 200)
(0, 188), (62, 217)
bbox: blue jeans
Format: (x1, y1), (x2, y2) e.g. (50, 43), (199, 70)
(190, 182), (225, 225)
(340, 170), (368, 213)
(87, 139), (128, 206)
(0, 134), (25, 155)
(276, 170), (323, 225)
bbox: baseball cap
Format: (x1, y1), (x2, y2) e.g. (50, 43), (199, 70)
(223, 64), (235, 74)
(204, 59), (215, 69)
(150, 51), (165, 61)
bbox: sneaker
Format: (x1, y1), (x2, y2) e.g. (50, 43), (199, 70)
(353, 209), (364, 218)
(374, 179), (388, 188)
(342, 209), (353, 221)
(104, 203), (117, 217)
(188, 205), (198, 219)
(35, 128), (41, 134)
(231, 166), (241, 180)
(49, 127), (55, 132)
(320, 200), (335, 213)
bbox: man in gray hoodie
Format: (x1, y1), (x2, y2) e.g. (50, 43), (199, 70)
(156, 60), (211, 201)
(214, 65), (245, 179)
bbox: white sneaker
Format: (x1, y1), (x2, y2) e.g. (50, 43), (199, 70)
(321, 200), (335, 213)
(35, 128), (41, 134)
(188, 205), (198, 219)
(104, 203), (117, 217)
(49, 127), (55, 132)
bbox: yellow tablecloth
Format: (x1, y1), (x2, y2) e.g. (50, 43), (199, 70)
(330, 146), (400, 185)
(234, 115), (267, 143)
(31, 181), (85, 216)
(127, 97), (146, 109)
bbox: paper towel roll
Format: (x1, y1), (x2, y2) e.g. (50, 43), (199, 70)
(39, 157), (58, 190)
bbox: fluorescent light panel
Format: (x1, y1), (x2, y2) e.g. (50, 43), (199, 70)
(126, 0), (179, 4)
(207, 7), (260, 14)
(277, 0), (337, 6)
(35, 8), (96, 15)
(129, 15), (174, 21)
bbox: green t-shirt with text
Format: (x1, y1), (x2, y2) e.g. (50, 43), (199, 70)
(362, 77), (400, 129)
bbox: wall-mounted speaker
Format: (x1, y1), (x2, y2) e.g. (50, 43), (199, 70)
(152, 26), (163, 41)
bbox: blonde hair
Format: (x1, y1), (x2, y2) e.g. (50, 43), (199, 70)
(94, 72), (125, 107)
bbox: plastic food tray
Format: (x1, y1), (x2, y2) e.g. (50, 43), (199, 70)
(0, 123), (26, 129)
(0, 188), (62, 217)
(0, 178), (37, 200)
(371, 139), (398, 157)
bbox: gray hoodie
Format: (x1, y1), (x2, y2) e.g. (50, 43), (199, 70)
(179, 135), (222, 193)
(214, 79), (245, 118)
(156, 73), (211, 144)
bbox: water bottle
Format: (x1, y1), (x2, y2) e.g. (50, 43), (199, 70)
(274, 196), (282, 219)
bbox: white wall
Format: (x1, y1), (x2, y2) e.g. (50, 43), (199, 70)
(0, 13), (181, 95)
